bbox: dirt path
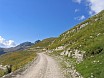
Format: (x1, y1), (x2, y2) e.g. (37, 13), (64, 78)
(12, 53), (64, 78)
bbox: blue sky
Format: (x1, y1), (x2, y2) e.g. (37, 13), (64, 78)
(0, 0), (104, 47)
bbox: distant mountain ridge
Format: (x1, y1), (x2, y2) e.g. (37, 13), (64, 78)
(0, 42), (34, 54)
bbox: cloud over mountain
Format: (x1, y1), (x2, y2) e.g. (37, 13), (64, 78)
(0, 36), (16, 48)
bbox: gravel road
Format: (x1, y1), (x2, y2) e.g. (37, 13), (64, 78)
(12, 53), (64, 78)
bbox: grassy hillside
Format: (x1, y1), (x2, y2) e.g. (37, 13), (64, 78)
(76, 53), (104, 78)
(49, 10), (104, 55)
(32, 37), (56, 48)
(0, 50), (36, 77)
(48, 10), (104, 78)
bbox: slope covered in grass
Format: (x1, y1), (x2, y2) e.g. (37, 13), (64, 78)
(76, 53), (104, 78)
(48, 10), (104, 78)
(49, 10), (104, 55)
(0, 50), (36, 77)
(32, 37), (56, 48)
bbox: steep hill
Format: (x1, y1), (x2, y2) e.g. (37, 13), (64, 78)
(47, 10), (104, 78)
(49, 10), (104, 55)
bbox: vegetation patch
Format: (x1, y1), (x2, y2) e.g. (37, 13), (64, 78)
(0, 50), (36, 77)
(32, 37), (56, 49)
(76, 53), (104, 78)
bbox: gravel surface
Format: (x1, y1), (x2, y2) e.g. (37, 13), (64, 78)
(12, 53), (64, 78)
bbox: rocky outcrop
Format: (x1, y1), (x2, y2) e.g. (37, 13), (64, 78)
(60, 49), (85, 63)
(55, 46), (65, 51)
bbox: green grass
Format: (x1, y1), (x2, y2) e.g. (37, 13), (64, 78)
(49, 10), (104, 56)
(32, 37), (56, 49)
(0, 50), (36, 77)
(0, 69), (4, 77)
(49, 10), (104, 52)
(76, 53), (104, 78)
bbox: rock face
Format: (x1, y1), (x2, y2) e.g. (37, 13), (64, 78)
(73, 50), (85, 63)
(60, 49), (85, 63)
(55, 46), (64, 51)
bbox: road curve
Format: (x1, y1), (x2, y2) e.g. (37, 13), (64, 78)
(13, 53), (64, 78)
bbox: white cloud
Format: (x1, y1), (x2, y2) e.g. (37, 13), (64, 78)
(87, 0), (104, 15)
(80, 15), (86, 20)
(0, 36), (16, 48)
(75, 9), (80, 13)
(74, 15), (86, 20)
(73, 0), (82, 4)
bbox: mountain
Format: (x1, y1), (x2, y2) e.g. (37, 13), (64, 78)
(0, 42), (34, 54)
(0, 48), (6, 55)
(32, 37), (56, 49)
(34, 40), (41, 44)
(46, 10), (104, 78)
